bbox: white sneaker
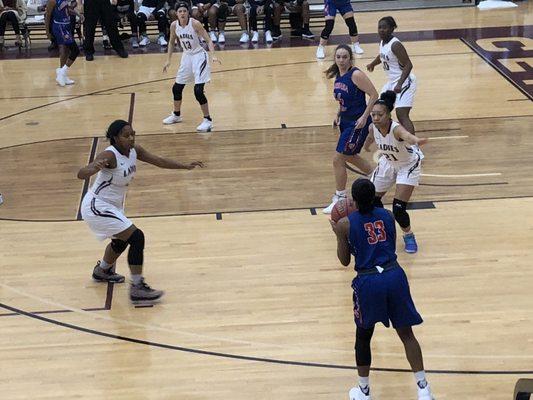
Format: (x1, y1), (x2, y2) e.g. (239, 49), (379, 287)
(65, 76), (75, 85)
(55, 68), (66, 87)
(265, 30), (273, 43)
(218, 32), (225, 44)
(157, 35), (168, 46)
(131, 37), (139, 48)
(209, 31), (218, 43)
(251, 31), (259, 43)
(322, 193), (344, 214)
(196, 118), (212, 132)
(316, 45), (325, 59)
(417, 384), (435, 400)
(239, 31), (249, 43)
(139, 36), (150, 46)
(351, 43), (364, 54)
(162, 114), (182, 125)
(349, 386), (371, 400)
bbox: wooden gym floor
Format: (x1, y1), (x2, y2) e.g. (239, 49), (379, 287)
(0, 4), (532, 399)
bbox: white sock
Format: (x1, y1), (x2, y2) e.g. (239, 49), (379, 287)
(131, 274), (143, 286)
(353, 41), (360, 47)
(335, 190), (347, 197)
(403, 229), (413, 236)
(99, 260), (112, 271)
(414, 370), (427, 388)
(60, 65), (69, 74)
(359, 375), (369, 387)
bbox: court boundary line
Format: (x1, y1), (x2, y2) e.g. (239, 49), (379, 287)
(0, 301), (531, 375)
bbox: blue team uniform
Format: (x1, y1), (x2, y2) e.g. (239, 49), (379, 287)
(333, 67), (372, 155)
(324, 0), (352, 17)
(348, 207), (423, 329)
(52, 0), (75, 45)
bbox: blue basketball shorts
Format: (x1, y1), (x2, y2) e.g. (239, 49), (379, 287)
(351, 266), (423, 329)
(52, 22), (75, 46)
(336, 116), (371, 156)
(324, 0), (353, 17)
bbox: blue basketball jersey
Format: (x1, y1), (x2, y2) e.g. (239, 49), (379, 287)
(333, 67), (367, 120)
(348, 207), (397, 271)
(53, 0), (73, 24)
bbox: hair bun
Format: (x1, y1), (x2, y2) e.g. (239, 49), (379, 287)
(379, 90), (396, 111)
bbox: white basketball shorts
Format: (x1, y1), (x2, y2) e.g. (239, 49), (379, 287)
(176, 50), (210, 85)
(370, 153), (423, 193)
(81, 194), (133, 241)
(381, 75), (417, 109)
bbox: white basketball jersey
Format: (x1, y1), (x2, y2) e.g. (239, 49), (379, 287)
(379, 37), (415, 84)
(372, 121), (422, 165)
(89, 145), (137, 209)
(176, 18), (203, 54)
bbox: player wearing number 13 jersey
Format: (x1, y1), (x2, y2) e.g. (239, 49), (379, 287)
(162, 2), (220, 132)
(364, 91), (428, 254)
(331, 178), (435, 400)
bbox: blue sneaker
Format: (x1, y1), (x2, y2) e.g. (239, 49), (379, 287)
(403, 233), (418, 253)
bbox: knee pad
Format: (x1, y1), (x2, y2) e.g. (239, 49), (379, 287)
(355, 326), (374, 366)
(126, 229), (145, 266)
(344, 16), (358, 37)
(111, 238), (128, 254)
(172, 83), (185, 101)
(373, 196), (384, 208)
(67, 42), (80, 61)
(392, 198), (410, 228)
(320, 19), (334, 40)
(194, 83), (207, 105)
(217, 2), (229, 22)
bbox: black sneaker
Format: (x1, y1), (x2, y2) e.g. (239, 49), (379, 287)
(130, 279), (164, 302)
(290, 29), (302, 37)
(92, 261), (125, 283)
(117, 49), (129, 58)
(272, 30), (282, 41)
(85, 53), (94, 61)
(301, 28), (314, 39)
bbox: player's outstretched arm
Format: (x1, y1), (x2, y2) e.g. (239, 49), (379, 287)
(393, 125), (428, 146)
(77, 150), (116, 180)
(163, 21), (178, 72)
(135, 145), (205, 170)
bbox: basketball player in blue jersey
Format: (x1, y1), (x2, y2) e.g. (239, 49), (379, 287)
(45, 0), (80, 87)
(330, 178), (435, 400)
(78, 120), (204, 303)
(323, 44), (378, 214)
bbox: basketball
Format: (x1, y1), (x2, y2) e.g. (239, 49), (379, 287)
(331, 198), (358, 223)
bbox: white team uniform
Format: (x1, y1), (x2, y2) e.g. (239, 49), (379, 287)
(379, 37), (416, 108)
(81, 145), (137, 241)
(175, 18), (210, 85)
(370, 121), (424, 192)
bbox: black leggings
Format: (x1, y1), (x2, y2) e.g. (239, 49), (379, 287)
(0, 11), (20, 36)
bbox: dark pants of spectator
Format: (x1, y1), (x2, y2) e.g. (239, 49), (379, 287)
(0, 11), (20, 36)
(249, 2), (274, 32)
(83, 0), (125, 55)
(102, 11), (138, 37)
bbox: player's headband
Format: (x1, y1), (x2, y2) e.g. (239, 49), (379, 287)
(176, 2), (189, 10)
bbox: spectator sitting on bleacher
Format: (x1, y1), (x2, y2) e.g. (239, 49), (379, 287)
(137, 0), (168, 47)
(272, 0), (313, 39)
(249, 0), (274, 44)
(190, 0), (212, 34)
(208, 0), (247, 44)
(0, 0), (27, 49)
(101, 0), (138, 48)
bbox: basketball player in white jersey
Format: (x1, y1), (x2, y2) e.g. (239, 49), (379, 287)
(162, 2), (221, 133)
(79, 120), (204, 303)
(363, 91), (428, 254)
(366, 16), (417, 136)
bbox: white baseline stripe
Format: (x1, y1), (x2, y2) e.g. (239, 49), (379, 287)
(429, 135), (469, 140)
(422, 173), (502, 178)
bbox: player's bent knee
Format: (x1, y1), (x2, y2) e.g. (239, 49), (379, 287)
(320, 18), (334, 40)
(344, 16), (358, 37)
(126, 228), (145, 265)
(172, 83), (185, 101)
(194, 83), (208, 105)
(392, 198), (410, 228)
(68, 42), (80, 61)
(111, 238), (128, 254)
